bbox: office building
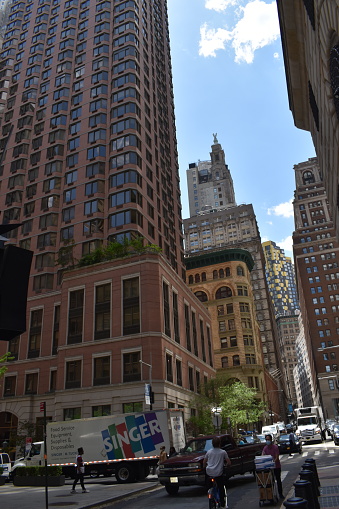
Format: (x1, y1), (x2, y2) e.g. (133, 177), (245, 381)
(277, 0), (339, 238)
(186, 135), (236, 217)
(293, 157), (339, 417)
(0, 0), (215, 445)
(262, 240), (299, 318)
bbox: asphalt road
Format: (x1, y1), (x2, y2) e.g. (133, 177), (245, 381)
(1, 439), (338, 509)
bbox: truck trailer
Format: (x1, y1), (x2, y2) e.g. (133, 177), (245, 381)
(12, 409), (185, 483)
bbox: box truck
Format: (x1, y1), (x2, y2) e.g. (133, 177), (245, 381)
(295, 406), (324, 443)
(12, 409), (185, 483)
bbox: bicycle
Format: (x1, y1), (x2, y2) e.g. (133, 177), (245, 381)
(207, 476), (227, 509)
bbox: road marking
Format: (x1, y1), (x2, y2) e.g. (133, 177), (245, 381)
(314, 450), (320, 455)
(329, 449), (335, 454)
(302, 452), (309, 456)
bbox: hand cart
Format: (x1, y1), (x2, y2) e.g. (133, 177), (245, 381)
(255, 468), (279, 506)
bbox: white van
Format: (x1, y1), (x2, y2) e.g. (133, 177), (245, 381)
(261, 424), (280, 439)
(0, 452), (11, 480)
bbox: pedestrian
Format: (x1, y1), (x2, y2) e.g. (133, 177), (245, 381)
(203, 437), (231, 508)
(288, 431), (296, 456)
(159, 445), (167, 463)
(262, 434), (283, 499)
(70, 447), (89, 494)
(169, 446), (177, 457)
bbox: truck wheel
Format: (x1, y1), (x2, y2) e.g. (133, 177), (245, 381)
(89, 468), (100, 478)
(115, 465), (135, 483)
(165, 484), (179, 495)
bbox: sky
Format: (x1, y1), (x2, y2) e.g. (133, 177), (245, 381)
(167, 0), (315, 257)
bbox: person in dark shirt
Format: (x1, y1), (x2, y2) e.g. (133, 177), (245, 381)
(70, 447), (89, 494)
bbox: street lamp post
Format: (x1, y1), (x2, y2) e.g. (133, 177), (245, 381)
(139, 359), (153, 411)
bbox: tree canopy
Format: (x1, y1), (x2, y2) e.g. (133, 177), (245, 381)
(187, 375), (265, 436)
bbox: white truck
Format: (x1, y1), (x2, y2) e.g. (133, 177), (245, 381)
(295, 406), (324, 443)
(12, 409), (185, 483)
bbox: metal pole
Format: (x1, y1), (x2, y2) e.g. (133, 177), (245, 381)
(43, 402), (48, 509)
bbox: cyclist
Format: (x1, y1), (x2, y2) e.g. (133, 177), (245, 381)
(203, 437), (231, 508)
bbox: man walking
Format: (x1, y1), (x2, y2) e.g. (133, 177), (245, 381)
(70, 447), (89, 494)
(203, 437), (231, 508)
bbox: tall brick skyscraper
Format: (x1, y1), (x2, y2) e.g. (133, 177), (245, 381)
(0, 1), (217, 449)
(0, 0), (184, 280)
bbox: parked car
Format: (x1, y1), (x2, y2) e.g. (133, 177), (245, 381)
(255, 434), (267, 443)
(276, 433), (302, 454)
(241, 435), (261, 444)
(332, 425), (339, 445)
(0, 452), (11, 480)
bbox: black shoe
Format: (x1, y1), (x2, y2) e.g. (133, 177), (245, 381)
(279, 494), (284, 499)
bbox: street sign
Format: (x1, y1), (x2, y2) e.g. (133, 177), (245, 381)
(40, 402), (45, 412)
(145, 383), (151, 405)
(212, 412), (222, 428)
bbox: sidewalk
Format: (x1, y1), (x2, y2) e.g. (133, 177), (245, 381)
(281, 465), (339, 509)
(0, 475), (162, 509)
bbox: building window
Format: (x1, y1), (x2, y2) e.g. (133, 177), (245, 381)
(123, 277), (140, 335)
(216, 286), (232, 299)
(188, 366), (194, 391)
(176, 359), (182, 386)
(221, 356), (228, 368)
(50, 370), (57, 392)
(94, 283), (111, 340)
(64, 407), (81, 420)
(122, 402), (143, 413)
(65, 360), (82, 389)
(25, 372), (38, 395)
(123, 351), (141, 382)
(93, 356), (110, 386)
(28, 309), (43, 358)
(166, 353), (173, 383)
(67, 289), (84, 344)
(200, 319), (206, 363)
(194, 291), (208, 302)
(233, 355), (240, 366)
(173, 292), (180, 344)
(8, 336), (19, 361)
(245, 354), (256, 364)
(328, 379), (335, 391)
(163, 282), (171, 337)
(237, 285), (248, 296)
(92, 405), (111, 417)
(192, 312), (198, 356)
(4, 375), (16, 397)
(185, 304), (191, 351)
(52, 305), (60, 355)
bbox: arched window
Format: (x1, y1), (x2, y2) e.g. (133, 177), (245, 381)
(201, 272), (206, 281)
(237, 265), (244, 276)
(195, 274), (200, 283)
(216, 286), (232, 299)
(232, 355), (240, 366)
(213, 270), (218, 280)
(303, 171), (315, 185)
(188, 275), (193, 284)
(195, 291), (208, 302)
(221, 356), (228, 368)
(219, 269), (224, 278)
(225, 267), (230, 277)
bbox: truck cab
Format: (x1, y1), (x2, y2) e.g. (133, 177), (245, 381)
(295, 407), (323, 443)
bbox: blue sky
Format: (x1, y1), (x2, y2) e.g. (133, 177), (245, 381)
(167, 0), (315, 257)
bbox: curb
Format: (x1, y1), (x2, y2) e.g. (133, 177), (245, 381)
(76, 483), (164, 509)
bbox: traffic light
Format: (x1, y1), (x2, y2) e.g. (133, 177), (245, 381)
(0, 243), (33, 341)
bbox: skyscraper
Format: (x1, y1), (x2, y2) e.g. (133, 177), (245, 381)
(186, 136), (236, 217)
(262, 240), (299, 318)
(293, 157), (339, 417)
(0, 0), (184, 280)
(0, 0), (216, 444)
(184, 139), (282, 376)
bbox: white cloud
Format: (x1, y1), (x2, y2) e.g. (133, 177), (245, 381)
(267, 199), (294, 219)
(199, 0), (280, 63)
(273, 52), (279, 59)
(199, 24), (232, 57)
(277, 236), (293, 255)
(205, 0), (239, 11)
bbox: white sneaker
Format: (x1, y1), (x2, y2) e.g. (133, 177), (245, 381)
(82, 489), (89, 493)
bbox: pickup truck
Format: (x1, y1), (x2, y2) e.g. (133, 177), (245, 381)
(158, 434), (264, 495)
